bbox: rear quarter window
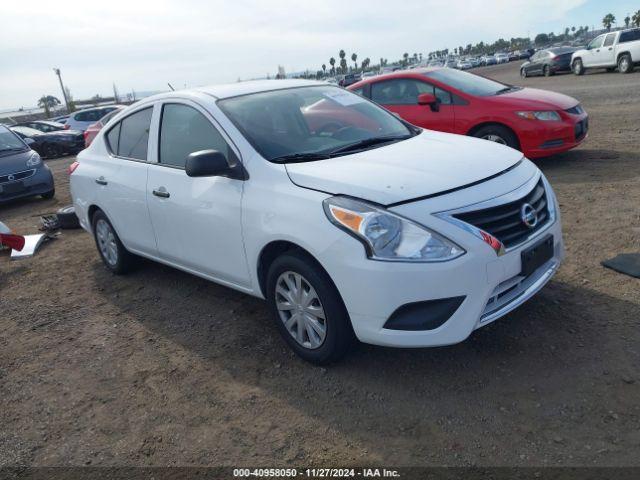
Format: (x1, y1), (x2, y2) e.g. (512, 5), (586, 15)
(104, 107), (152, 160)
(619, 30), (640, 43)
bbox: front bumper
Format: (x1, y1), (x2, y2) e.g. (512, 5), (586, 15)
(320, 166), (564, 348)
(520, 113), (588, 159)
(0, 165), (54, 202)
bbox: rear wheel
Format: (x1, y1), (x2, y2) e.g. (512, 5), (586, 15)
(43, 144), (62, 159)
(520, 68), (527, 78)
(471, 125), (519, 150)
(573, 58), (584, 75)
(266, 251), (354, 364)
(618, 54), (633, 74)
(92, 210), (135, 274)
(543, 65), (552, 77)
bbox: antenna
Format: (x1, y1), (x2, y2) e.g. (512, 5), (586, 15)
(167, 82), (175, 91)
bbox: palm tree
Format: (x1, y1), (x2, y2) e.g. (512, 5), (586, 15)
(321, 64), (326, 77)
(624, 15), (631, 28)
(564, 27), (570, 38)
(329, 57), (336, 74)
(633, 10), (640, 27)
(351, 52), (358, 70)
(602, 13), (615, 30)
(361, 57), (370, 71)
(37, 95), (61, 118)
(339, 57), (347, 74)
(571, 26), (576, 36)
(402, 52), (409, 66)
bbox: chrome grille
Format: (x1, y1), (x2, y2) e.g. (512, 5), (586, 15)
(453, 179), (549, 248)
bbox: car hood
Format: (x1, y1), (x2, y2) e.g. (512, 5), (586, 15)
(285, 130), (523, 205)
(0, 149), (36, 174)
(489, 87), (578, 110)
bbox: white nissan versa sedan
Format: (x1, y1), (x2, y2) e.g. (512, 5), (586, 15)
(70, 80), (564, 364)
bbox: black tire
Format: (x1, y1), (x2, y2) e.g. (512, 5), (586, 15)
(471, 124), (519, 150)
(266, 250), (354, 364)
(56, 205), (81, 229)
(543, 65), (552, 77)
(91, 210), (135, 274)
(573, 58), (584, 76)
(618, 54), (633, 74)
(41, 189), (55, 200)
(43, 144), (62, 159)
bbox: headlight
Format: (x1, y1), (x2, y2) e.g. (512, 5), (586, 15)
(516, 111), (561, 121)
(323, 196), (464, 262)
(26, 153), (41, 167)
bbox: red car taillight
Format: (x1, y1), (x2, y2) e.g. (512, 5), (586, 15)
(68, 161), (80, 175)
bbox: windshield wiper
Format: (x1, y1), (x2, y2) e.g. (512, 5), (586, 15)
(271, 152), (332, 163)
(326, 135), (412, 156)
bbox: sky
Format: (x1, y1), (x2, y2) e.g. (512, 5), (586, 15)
(1, 0), (638, 110)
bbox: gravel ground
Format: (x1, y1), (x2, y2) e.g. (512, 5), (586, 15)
(1, 61), (639, 468)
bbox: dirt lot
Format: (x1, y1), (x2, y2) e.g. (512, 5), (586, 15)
(1, 62), (639, 468)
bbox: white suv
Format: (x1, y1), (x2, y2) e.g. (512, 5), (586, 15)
(572, 28), (640, 74)
(70, 80), (564, 364)
(65, 106), (122, 132)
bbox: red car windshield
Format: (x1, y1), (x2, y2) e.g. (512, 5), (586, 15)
(424, 69), (518, 97)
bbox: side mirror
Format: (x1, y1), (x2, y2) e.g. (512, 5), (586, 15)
(185, 149), (245, 179)
(24, 138), (36, 146)
(417, 93), (439, 112)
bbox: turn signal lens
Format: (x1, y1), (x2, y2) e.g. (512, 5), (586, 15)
(328, 205), (363, 231)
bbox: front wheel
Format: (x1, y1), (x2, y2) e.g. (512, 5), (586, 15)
(266, 251), (354, 364)
(471, 125), (519, 150)
(618, 54), (633, 74)
(543, 65), (552, 77)
(520, 68), (527, 78)
(41, 189), (55, 200)
(573, 59), (584, 76)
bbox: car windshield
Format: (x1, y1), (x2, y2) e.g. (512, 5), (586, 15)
(424, 69), (515, 96)
(218, 85), (415, 162)
(0, 128), (28, 155)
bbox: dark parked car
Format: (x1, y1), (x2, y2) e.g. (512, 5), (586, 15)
(521, 47), (577, 77)
(0, 125), (55, 203)
(9, 126), (84, 158)
(51, 115), (69, 124)
(339, 73), (362, 87)
(13, 120), (66, 133)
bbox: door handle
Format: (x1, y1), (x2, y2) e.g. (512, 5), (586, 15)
(95, 177), (107, 185)
(152, 189), (170, 198)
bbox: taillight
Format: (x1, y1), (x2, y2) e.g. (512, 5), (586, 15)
(68, 161), (79, 175)
(64, 124), (70, 130)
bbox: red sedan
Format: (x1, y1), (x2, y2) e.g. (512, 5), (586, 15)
(348, 68), (588, 158)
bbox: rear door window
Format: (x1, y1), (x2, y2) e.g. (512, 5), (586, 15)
(371, 79), (435, 105)
(106, 107), (152, 160)
(603, 33), (616, 47)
